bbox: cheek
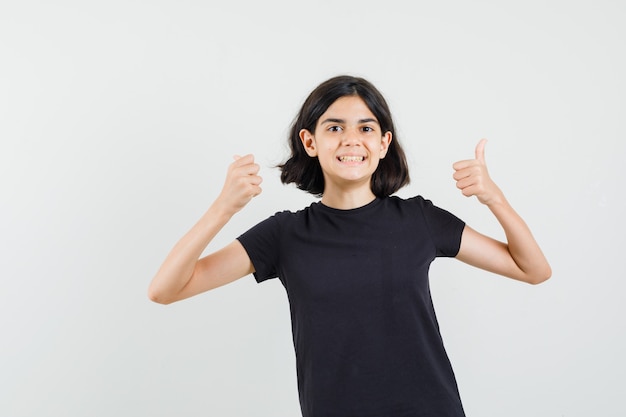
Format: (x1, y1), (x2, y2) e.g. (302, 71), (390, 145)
(320, 144), (337, 156)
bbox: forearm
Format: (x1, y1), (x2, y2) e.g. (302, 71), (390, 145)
(148, 200), (233, 303)
(487, 196), (552, 284)
(148, 154), (263, 303)
(453, 140), (551, 284)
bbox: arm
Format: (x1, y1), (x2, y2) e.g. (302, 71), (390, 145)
(452, 139), (551, 284)
(148, 154), (263, 304)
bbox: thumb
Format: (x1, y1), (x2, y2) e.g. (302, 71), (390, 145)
(233, 155), (241, 160)
(475, 139), (487, 164)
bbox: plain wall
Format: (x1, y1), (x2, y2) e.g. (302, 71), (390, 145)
(1, 1), (625, 416)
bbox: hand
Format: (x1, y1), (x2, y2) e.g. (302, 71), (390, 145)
(216, 154), (263, 216)
(452, 139), (503, 206)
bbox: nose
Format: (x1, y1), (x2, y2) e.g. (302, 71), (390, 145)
(341, 127), (361, 146)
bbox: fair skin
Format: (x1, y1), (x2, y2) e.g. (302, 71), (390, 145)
(298, 96), (392, 209)
(453, 139), (551, 283)
(148, 96), (550, 305)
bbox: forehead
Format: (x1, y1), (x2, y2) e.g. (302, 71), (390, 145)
(319, 95), (377, 121)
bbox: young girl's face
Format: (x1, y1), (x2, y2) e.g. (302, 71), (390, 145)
(299, 95), (392, 195)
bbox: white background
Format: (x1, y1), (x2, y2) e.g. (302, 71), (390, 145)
(1, 1), (624, 416)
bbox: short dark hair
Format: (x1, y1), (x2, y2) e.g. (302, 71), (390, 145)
(279, 75), (410, 197)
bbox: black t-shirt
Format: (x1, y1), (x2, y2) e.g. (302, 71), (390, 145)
(237, 196), (466, 417)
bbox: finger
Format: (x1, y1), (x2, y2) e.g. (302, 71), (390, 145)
(234, 153), (255, 162)
(475, 139), (487, 164)
(237, 163), (261, 176)
(242, 183), (263, 199)
(461, 185), (479, 198)
(452, 168), (471, 181)
(455, 175), (477, 190)
(452, 159), (474, 171)
(248, 174), (263, 186)
(453, 160), (482, 178)
(231, 154), (256, 169)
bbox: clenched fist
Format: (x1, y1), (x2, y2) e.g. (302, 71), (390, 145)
(216, 154), (263, 216)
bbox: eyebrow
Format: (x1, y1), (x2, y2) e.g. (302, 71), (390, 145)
(320, 117), (380, 125)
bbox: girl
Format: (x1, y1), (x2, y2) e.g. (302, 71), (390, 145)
(148, 75), (551, 417)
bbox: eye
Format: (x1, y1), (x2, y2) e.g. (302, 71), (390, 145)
(328, 125), (343, 132)
(361, 126), (375, 133)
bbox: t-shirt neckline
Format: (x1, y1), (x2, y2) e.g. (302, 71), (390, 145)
(315, 197), (382, 215)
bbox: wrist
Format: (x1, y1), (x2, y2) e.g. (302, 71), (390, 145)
(485, 194), (513, 217)
(207, 199), (237, 223)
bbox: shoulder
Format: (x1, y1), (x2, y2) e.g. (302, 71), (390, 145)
(388, 194), (454, 210)
(272, 202), (318, 221)
(385, 196), (465, 256)
(384, 194), (432, 212)
(384, 195), (463, 225)
(249, 202), (320, 231)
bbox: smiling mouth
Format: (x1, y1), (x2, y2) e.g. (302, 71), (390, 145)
(338, 156), (365, 162)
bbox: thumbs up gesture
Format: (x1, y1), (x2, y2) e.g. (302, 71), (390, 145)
(452, 139), (504, 206)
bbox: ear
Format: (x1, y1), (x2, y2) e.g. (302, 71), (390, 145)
(379, 131), (392, 159)
(299, 129), (318, 157)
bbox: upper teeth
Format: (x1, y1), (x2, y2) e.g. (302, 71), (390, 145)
(339, 156), (364, 162)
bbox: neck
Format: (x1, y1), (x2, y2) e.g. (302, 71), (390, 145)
(320, 187), (377, 210)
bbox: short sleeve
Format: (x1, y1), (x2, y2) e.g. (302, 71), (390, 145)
(417, 197), (466, 257)
(236, 214), (282, 283)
